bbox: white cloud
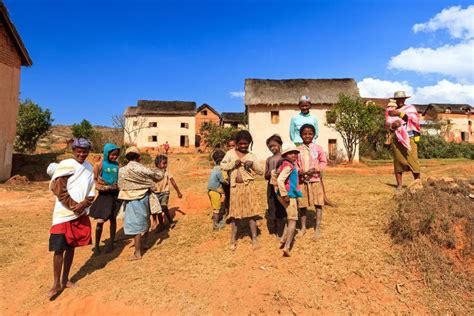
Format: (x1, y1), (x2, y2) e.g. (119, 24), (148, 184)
(413, 5), (474, 40)
(357, 78), (414, 98)
(413, 79), (474, 104)
(229, 91), (245, 98)
(388, 40), (474, 82)
(358, 77), (474, 105)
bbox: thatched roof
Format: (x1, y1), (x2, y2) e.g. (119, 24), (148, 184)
(422, 103), (472, 115)
(221, 112), (246, 123)
(197, 103), (221, 118)
(124, 100), (196, 116)
(0, 2), (32, 66)
(245, 78), (359, 106)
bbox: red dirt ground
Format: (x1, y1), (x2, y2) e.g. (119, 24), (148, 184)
(0, 157), (472, 314)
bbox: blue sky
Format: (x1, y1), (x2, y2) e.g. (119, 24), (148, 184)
(6, 0), (474, 125)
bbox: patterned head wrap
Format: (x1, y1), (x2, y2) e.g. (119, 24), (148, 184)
(71, 138), (92, 149)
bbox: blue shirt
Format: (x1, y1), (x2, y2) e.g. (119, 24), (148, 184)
(207, 166), (225, 191)
(289, 112), (318, 144)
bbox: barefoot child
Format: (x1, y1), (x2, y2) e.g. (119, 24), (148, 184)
(47, 138), (96, 298)
(276, 143), (302, 257)
(222, 138), (236, 216)
(221, 130), (263, 250)
(207, 150), (226, 230)
(297, 124), (327, 240)
(289, 95), (335, 207)
(89, 143), (121, 255)
(151, 155), (183, 229)
(264, 134), (286, 238)
(118, 147), (164, 260)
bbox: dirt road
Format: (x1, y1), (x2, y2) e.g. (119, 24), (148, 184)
(0, 157), (472, 314)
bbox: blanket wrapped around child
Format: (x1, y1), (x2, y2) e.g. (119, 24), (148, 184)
(386, 103), (421, 151)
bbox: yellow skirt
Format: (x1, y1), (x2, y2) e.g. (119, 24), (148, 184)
(228, 182), (261, 219)
(298, 181), (325, 208)
(392, 138), (421, 173)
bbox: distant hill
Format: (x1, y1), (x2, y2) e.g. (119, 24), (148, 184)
(37, 125), (120, 153)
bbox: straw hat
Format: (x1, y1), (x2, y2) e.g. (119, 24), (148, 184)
(281, 143), (300, 156)
(393, 91), (410, 99)
(125, 146), (141, 155)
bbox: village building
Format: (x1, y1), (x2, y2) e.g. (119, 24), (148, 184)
(195, 103), (220, 147)
(245, 78), (360, 161)
(419, 103), (473, 143)
(124, 100), (196, 150)
(221, 112), (247, 129)
(0, 2), (32, 181)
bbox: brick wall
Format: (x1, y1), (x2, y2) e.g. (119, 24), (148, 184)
(0, 20), (21, 68)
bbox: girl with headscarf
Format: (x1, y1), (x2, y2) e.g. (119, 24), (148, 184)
(89, 143), (121, 255)
(47, 138), (95, 298)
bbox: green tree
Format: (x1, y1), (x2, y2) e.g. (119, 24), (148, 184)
(14, 99), (53, 153)
(326, 94), (381, 162)
(200, 121), (238, 149)
(72, 119), (95, 139)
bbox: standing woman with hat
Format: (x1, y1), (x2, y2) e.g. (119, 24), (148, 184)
(47, 138), (96, 298)
(118, 146), (164, 260)
(388, 91), (422, 189)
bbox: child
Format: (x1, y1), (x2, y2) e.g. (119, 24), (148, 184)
(89, 143), (121, 255)
(151, 155), (183, 229)
(289, 95), (319, 145)
(47, 138), (96, 298)
(221, 130), (263, 250)
(207, 150), (227, 230)
(222, 138), (236, 216)
(264, 134), (286, 238)
(276, 143), (302, 257)
(385, 99), (411, 150)
(118, 146), (164, 260)
(297, 124), (328, 240)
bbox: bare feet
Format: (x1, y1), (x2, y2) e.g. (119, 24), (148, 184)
(297, 228), (306, 238)
(93, 246), (101, 256)
(312, 228), (321, 241)
(282, 248), (291, 257)
(47, 284), (62, 298)
(324, 198), (337, 207)
(279, 241), (285, 249)
(252, 239), (260, 250)
(128, 254), (142, 261)
(229, 243), (236, 251)
(61, 281), (77, 290)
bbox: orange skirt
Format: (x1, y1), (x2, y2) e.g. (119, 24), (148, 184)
(228, 182), (261, 219)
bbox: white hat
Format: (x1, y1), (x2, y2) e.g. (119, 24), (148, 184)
(46, 162), (58, 178)
(281, 143), (300, 156)
(299, 95), (311, 104)
(393, 91), (410, 99)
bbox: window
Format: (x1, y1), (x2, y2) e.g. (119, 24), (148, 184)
(328, 139), (337, 160)
(461, 132), (468, 142)
(326, 111), (336, 124)
(148, 135), (158, 142)
(180, 135), (189, 147)
(149, 122), (157, 127)
(181, 122), (189, 128)
(202, 110), (208, 116)
(133, 121), (138, 127)
(271, 111), (279, 124)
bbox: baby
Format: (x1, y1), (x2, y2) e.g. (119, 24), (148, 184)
(385, 99), (410, 150)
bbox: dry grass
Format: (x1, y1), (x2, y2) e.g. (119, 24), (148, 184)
(0, 155), (472, 314)
(388, 177), (473, 311)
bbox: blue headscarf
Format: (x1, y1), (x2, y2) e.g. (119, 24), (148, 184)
(101, 143), (120, 185)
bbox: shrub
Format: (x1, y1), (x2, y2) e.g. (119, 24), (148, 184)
(14, 99), (53, 153)
(418, 135), (473, 159)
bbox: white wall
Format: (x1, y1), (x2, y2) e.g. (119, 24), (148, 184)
(248, 104), (359, 162)
(125, 115), (196, 148)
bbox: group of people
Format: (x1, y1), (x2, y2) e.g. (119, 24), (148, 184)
(46, 91), (422, 298)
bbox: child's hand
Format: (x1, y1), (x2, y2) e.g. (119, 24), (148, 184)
(71, 202), (85, 214)
(244, 161), (253, 171)
(234, 160), (242, 168)
(282, 196), (290, 203)
(178, 192), (183, 199)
